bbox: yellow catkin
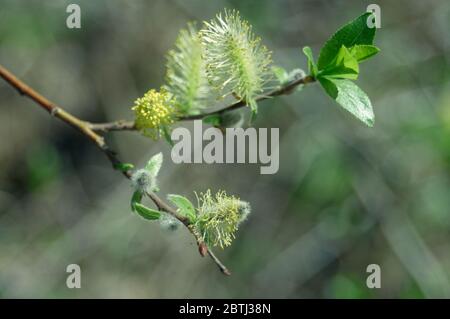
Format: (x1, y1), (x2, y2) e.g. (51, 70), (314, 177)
(131, 88), (176, 139)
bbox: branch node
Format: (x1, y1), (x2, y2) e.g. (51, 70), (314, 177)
(50, 107), (59, 117)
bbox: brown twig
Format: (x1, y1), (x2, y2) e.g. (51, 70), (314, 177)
(208, 250), (232, 275)
(88, 75), (316, 132)
(88, 120), (136, 132)
(0, 63), (230, 276)
(0, 65), (106, 148)
(181, 75), (315, 120)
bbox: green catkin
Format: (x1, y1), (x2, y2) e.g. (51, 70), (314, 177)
(201, 9), (272, 114)
(165, 23), (210, 114)
(195, 190), (251, 249)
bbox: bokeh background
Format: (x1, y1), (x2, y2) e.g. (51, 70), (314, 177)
(1, 0), (449, 298)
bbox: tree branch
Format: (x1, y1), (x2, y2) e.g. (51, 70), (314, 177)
(0, 65), (106, 148)
(181, 75), (315, 120)
(0, 63), (230, 276)
(88, 120), (136, 132)
(88, 75), (316, 132)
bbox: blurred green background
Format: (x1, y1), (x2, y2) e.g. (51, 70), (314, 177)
(0, 0), (449, 298)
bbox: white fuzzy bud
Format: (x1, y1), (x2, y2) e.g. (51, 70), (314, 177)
(237, 200), (251, 224)
(131, 169), (155, 193)
(159, 213), (181, 231)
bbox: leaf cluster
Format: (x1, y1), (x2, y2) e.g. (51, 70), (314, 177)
(303, 12), (380, 126)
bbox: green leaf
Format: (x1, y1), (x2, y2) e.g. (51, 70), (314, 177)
(133, 203), (161, 220)
(318, 77), (374, 126)
(302, 46), (318, 77)
(145, 152), (163, 177)
(349, 44), (380, 62)
(318, 45), (359, 80)
(131, 191), (143, 212)
(318, 12), (376, 70)
(167, 194), (196, 222)
(114, 162), (134, 172)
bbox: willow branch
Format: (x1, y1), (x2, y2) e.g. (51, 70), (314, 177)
(88, 120), (136, 132)
(0, 63), (230, 276)
(88, 75), (316, 132)
(0, 65), (106, 148)
(207, 249), (231, 275)
(181, 75), (316, 120)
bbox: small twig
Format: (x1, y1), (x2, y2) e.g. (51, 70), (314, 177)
(88, 120), (136, 132)
(88, 75), (316, 132)
(146, 191), (188, 224)
(208, 250), (231, 276)
(0, 65), (105, 148)
(181, 75), (316, 120)
(0, 63), (229, 275)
